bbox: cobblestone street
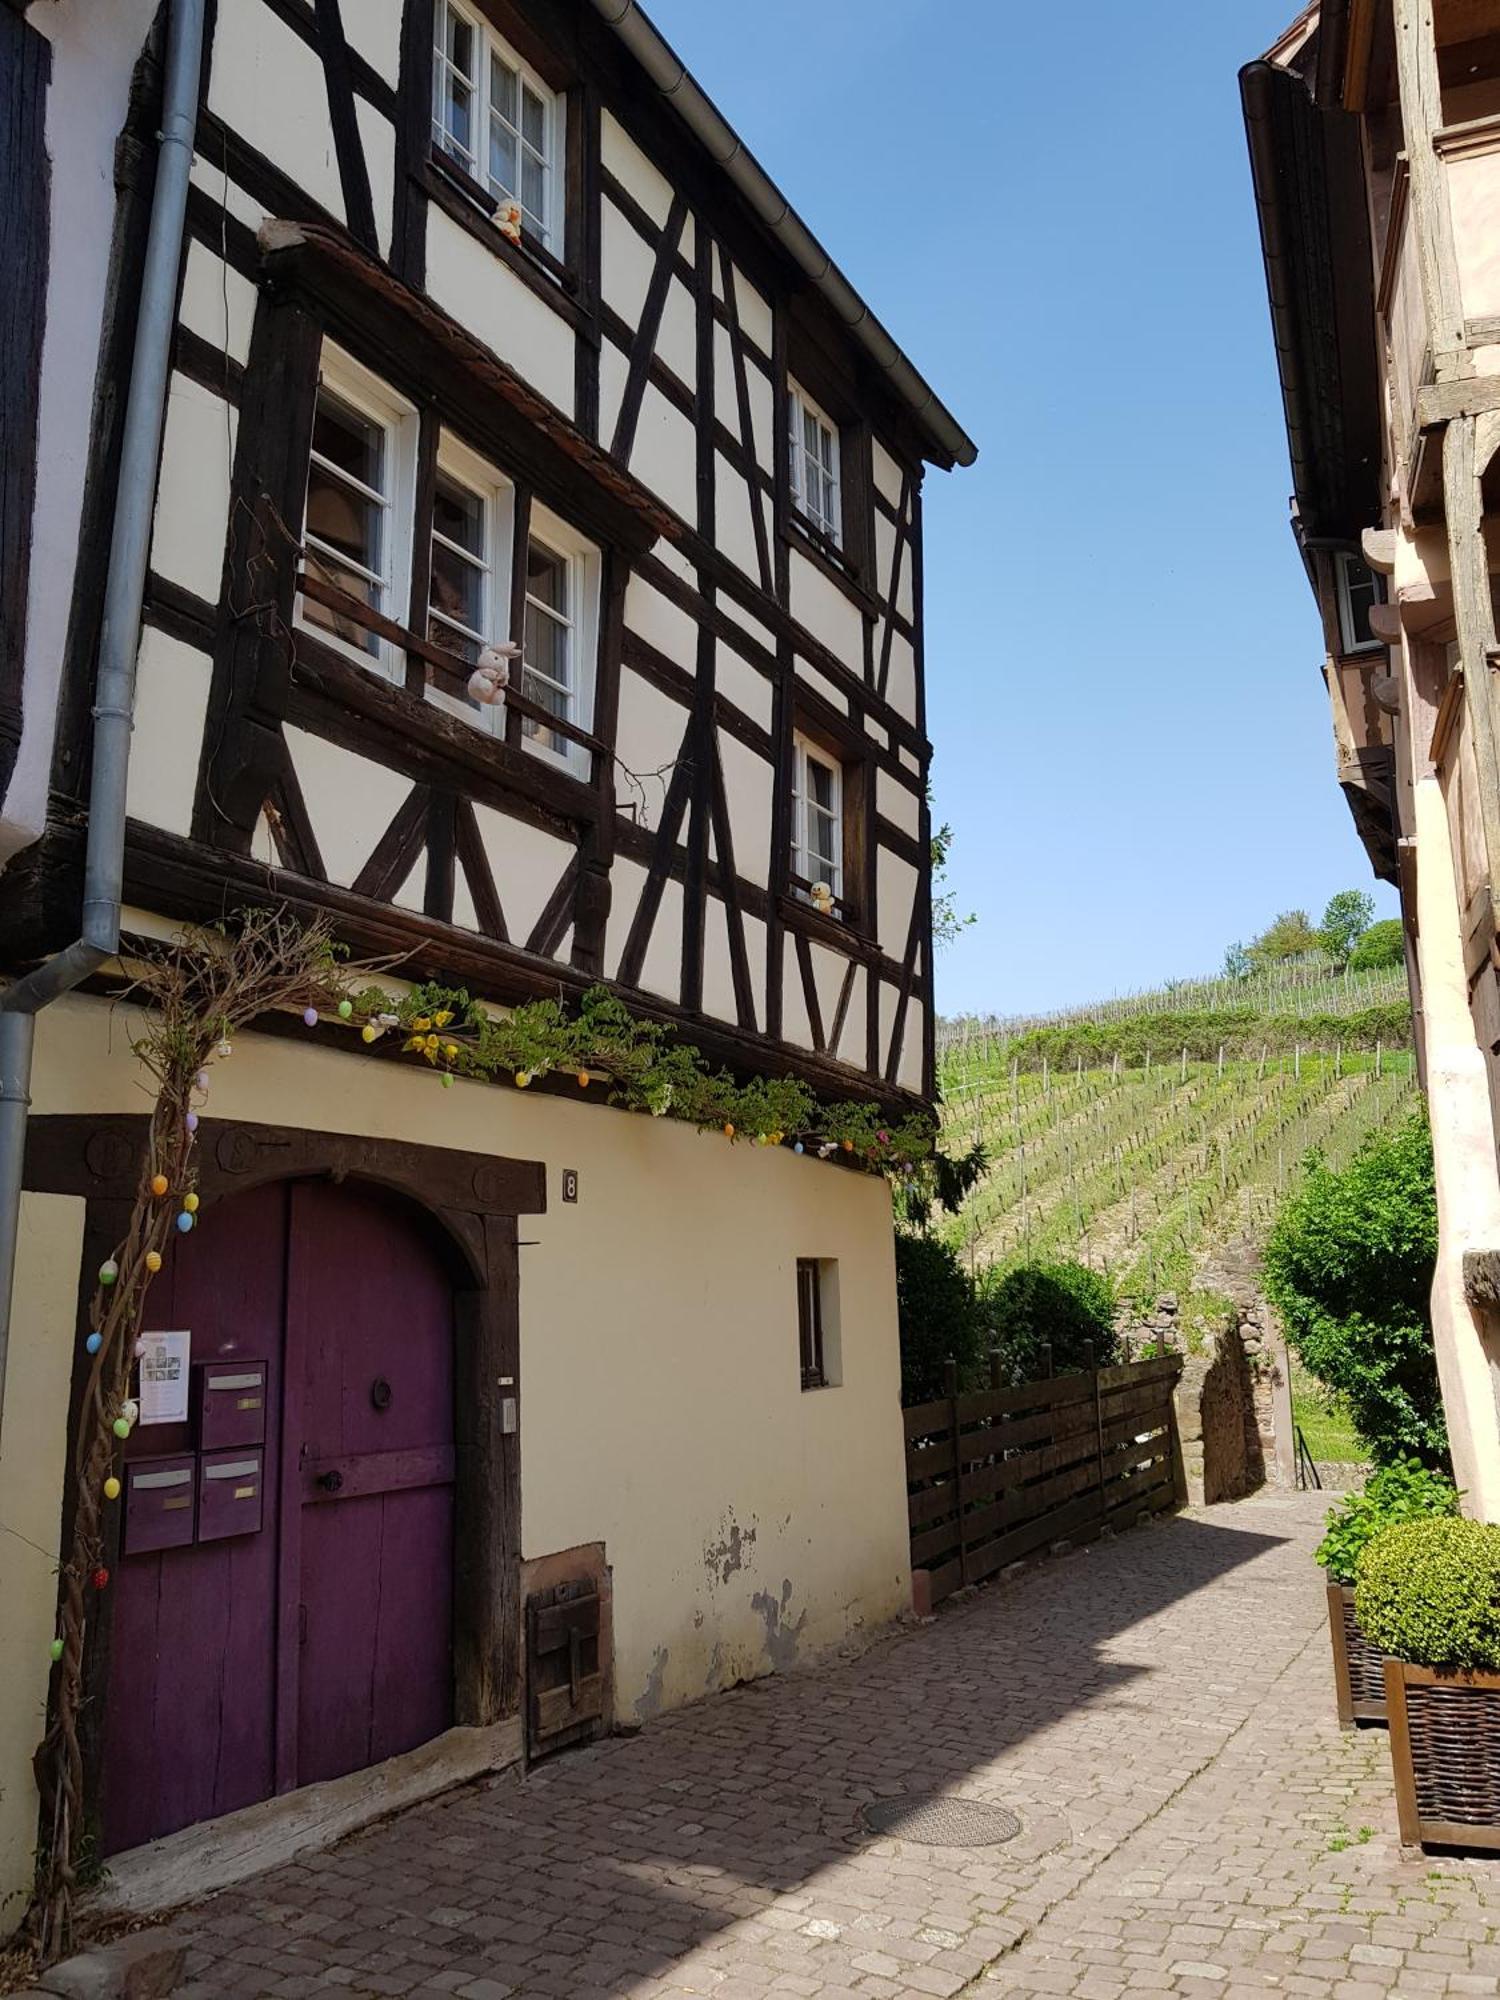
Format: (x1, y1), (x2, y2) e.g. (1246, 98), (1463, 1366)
(159, 1492), (1500, 1999)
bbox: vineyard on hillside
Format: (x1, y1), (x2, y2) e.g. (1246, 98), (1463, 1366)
(937, 1012), (1419, 1312)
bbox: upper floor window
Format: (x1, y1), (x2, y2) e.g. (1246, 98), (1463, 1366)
(791, 731), (843, 914)
(521, 506), (598, 772)
(298, 344), (597, 774)
(301, 352), (416, 682)
(1335, 551), (1385, 656)
(432, 0), (562, 250)
(788, 382), (841, 547)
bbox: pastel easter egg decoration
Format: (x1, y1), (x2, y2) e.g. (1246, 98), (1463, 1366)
(723, 1122), (734, 1138)
(112, 1417), (130, 1440)
(145, 1250), (162, 1273)
(515, 1071), (532, 1089)
(441, 1073), (454, 1089)
(195, 1070), (209, 1089)
(104, 1476), (121, 1502)
(49, 1638), (63, 1663)
(877, 1129), (890, 1145)
(577, 1071), (589, 1089)
(185, 1111), (199, 1133)
(445, 1042), (458, 1058)
(361, 1024), (377, 1044)
(378, 1012), (400, 1028)
(183, 1192), (200, 1214)
(92, 1567), (109, 1591)
(337, 998), (353, 1020)
(150, 1173), (169, 1197)
(85, 1332), (102, 1356)
(122, 1399), (139, 1425)
(216, 1040), (232, 1058)
(177, 1211), (195, 1234)
(842, 1139), (854, 1153)
(99, 1259), (119, 1286)
(303, 1007), (319, 1027)
(793, 1142), (804, 1155)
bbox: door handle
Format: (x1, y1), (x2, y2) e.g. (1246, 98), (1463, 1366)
(316, 1469), (344, 1494)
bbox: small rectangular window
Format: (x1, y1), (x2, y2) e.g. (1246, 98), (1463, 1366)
(791, 732), (843, 913)
(1335, 551), (1385, 655)
(432, 0), (563, 250)
(424, 433), (515, 732)
(797, 1259), (826, 1390)
(788, 381), (842, 547)
(299, 349), (416, 682)
(517, 501), (599, 776)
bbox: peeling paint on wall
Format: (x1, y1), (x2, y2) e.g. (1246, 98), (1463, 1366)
(633, 1645), (669, 1722)
(751, 1578), (808, 1672)
(703, 1509), (757, 1585)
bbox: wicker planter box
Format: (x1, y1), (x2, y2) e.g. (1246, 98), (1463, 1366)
(1326, 1582), (1390, 1727)
(1385, 1660), (1500, 1850)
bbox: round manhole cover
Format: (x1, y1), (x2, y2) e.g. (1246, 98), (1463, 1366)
(860, 1794), (1022, 1847)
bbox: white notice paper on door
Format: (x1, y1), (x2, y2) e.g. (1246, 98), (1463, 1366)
(138, 1330), (191, 1425)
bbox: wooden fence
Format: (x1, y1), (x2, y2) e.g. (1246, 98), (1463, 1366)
(904, 1354), (1186, 1607)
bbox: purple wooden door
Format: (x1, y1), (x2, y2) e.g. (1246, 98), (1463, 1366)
(287, 1181), (455, 1788)
(102, 1177), (456, 1853)
(104, 1181), (289, 1855)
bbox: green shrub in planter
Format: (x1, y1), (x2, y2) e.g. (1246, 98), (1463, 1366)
(1355, 1517), (1500, 1671)
(1315, 1459), (1459, 1586)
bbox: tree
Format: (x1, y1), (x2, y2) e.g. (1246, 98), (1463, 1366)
(1320, 888), (1377, 969)
(1247, 909), (1321, 968)
(930, 816), (975, 951)
(977, 1259), (1119, 1383)
(1348, 917), (1405, 973)
(1222, 940), (1251, 980)
(1263, 1116), (1446, 1467)
(895, 1232), (985, 1403)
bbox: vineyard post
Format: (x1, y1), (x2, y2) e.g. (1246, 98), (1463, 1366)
(1336, 1041), (1342, 1080)
(1295, 1042), (1301, 1080)
(1043, 1055), (1049, 1099)
(1259, 1044), (1266, 1078)
(1180, 1045), (1187, 1081)
(1218, 1043), (1224, 1079)
(1376, 1039), (1382, 1078)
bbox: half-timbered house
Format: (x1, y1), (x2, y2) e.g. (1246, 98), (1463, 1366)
(1241, 0), (1500, 1516)
(0, 0), (974, 1913)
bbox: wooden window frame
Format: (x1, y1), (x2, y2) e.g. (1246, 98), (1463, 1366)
(296, 340), (606, 774)
(423, 429), (516, 734)
(788, 379), (842, 548)
(431, 0), (566, 256)
(797, 1258), (827, 1391)
(779, 335), (877, 599)
(791, 729), (844, 913)
(298, 346), (419, 687)
(1335, 549), (1386, 656)
(785, 707), (872, 935)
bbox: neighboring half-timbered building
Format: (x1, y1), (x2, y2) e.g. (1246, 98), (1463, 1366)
(0, 0), (974, 1911)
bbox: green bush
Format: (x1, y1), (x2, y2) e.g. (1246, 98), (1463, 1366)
(1348, 918), (1405, 973)
(895, 1231), (985, 1404)
(1314, 1458), (1459, 1585)
(1263, 1116), (1445, 1467)
(1355, 1517), (1500, 1671)
(979, 1258), (1118, 1381)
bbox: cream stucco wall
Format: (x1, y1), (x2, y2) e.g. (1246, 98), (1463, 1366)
(0, 1191), (86, 1931)
(6, 994), (911, 1859)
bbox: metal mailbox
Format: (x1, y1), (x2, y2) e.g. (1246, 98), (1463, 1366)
(123, 1455), (197, 1555)
(193, 1359), (267, 1450)
(197, 1448), (265, 1541)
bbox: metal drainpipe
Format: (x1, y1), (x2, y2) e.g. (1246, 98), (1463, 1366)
(0, 0), (206, 1447)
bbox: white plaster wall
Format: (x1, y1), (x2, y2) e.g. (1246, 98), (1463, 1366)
(601, 110), (673, 228)
(717, 596), (776, 657)
(626, 383), (698, 526)
(655, 277), (697, 391)
(615, 670), (688, 801)
(885, 631), (918, 725)
(284, 727), (414, 893)
(601, 198), (654, 331)
(0, 1193), (86, 1930)
(425, 208), (576, 418)
(877, 849), (919, 957)
(794, 655), (849, 716)
(789, 554), (864, 672)
(599, 340), (629, 449)
(1, 0), (160, 865)
(836, 966), (867, 1067)
(716, 642), (772, 732)
(208, 0), (345, 225)
(125, 629), (213, 837)
(356, 96), (396, 262)
(872, 439), (905, 507)
(149, 373), (236, 604)
(720, 734), (774, 888)
(341, 0), (403, 85)
(179, 241), (258, 368)
(877, 768), (922, 839)
(899, 998), (924, 1094)
(715, 459), (763, 586)
(625, 574), (697, 667)
(471, 805), (576, 948)
(15, 997), (910, 1759)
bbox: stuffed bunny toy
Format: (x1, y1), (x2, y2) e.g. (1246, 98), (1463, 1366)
(467, 640), (521, 708)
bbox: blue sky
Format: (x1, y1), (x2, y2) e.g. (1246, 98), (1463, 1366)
(643, 0), (1398, 1016)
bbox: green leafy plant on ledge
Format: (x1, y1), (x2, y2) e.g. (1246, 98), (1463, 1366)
(1356, 1518), (1500, 1671)
(1315, 1459), (1459, 1587)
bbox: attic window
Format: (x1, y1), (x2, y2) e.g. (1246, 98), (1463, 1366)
(432, 0), (563, 250)
(1335, 551), (1385, 655)
(788, 381), (842, 548)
